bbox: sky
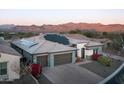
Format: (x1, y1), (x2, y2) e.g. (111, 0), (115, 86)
(0, 9), (124, 25)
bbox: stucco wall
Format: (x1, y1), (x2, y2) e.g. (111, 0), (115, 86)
(88, 46), (103, 54)
(76, 43), (87, 58)
(85, 49), (94, 58)
(0, 53), (21, 81)
(76, 43), (103, 59)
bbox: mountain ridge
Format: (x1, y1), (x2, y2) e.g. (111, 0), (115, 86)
(1, 22), (124, 32)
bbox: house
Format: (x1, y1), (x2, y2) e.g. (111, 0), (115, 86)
(0, 44), (21, 81)
(42, 33), (104, 60)
(11, 35), (77, 68)
(67, 36), (104, 59)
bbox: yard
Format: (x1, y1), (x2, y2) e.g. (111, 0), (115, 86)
(79, 60), (123, 78)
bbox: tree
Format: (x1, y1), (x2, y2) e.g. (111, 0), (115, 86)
(102, 32), (108, 36)
(82, 31), (98, 38)
(69, 29), (82, 34)
(111, 33), (124, 51)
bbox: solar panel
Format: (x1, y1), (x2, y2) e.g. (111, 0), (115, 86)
(20, 39), (38, 48)
(44, 34), (70, 45)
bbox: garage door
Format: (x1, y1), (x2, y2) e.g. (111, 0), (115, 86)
(54, 53), (72, 66)
(37, 55), (48, 67)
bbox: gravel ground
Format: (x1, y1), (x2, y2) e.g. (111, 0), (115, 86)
(79, 60), (123, 78)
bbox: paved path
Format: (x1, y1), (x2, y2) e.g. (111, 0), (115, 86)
(76, 60), (93, 65)
(42, 64), (104, 84)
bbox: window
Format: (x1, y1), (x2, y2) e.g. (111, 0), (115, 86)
(0, 62), (7, 75)
(93, 49), (96, 54)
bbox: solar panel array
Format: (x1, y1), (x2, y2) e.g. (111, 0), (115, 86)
(44, 34), (70, 45)
(20, 39), (38, 48)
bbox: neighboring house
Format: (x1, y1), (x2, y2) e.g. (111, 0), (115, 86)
(0, 44), (21, 81)
(11, 35), (77, 68)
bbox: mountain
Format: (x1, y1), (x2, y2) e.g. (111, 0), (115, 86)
(3, 23), (124, 32)
(12, 25), (41, 32)
(0, 24), (16, 30)
(39, 22), (124, 32)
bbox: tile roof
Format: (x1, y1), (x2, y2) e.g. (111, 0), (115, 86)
(0, 44), (21, 56)
(65, 34), (104, 46)
(12, 35), (77, 54)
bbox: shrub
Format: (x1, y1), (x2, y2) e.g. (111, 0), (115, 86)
(92, 54), (102, 61)
(98, 56), (112, 67)
(69, 29), (82, 34)
(82, 31), (99, 38)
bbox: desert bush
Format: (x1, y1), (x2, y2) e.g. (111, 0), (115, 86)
(98, 56), (112, 67)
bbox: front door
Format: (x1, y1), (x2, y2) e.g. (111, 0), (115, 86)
(81, 48), (85, 58)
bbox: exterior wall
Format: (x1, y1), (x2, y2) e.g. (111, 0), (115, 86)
(0, 53), (20, 81)
(88, 46), (103, 54)
(11, 43), (33, 63)
(83, 46), (103, 59)
(76, 43), (87, 58)
(22, 51), (33, 63)
(76, 43), (103, 59)
(48, 54), (54, 68)
(84, 49), (93, 59)
(72, 51), (76, 63)
(11, 44), (23, 54)
(33, 51), (76, 68)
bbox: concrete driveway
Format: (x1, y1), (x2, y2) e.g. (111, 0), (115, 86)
(42, 64), (104, 84)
